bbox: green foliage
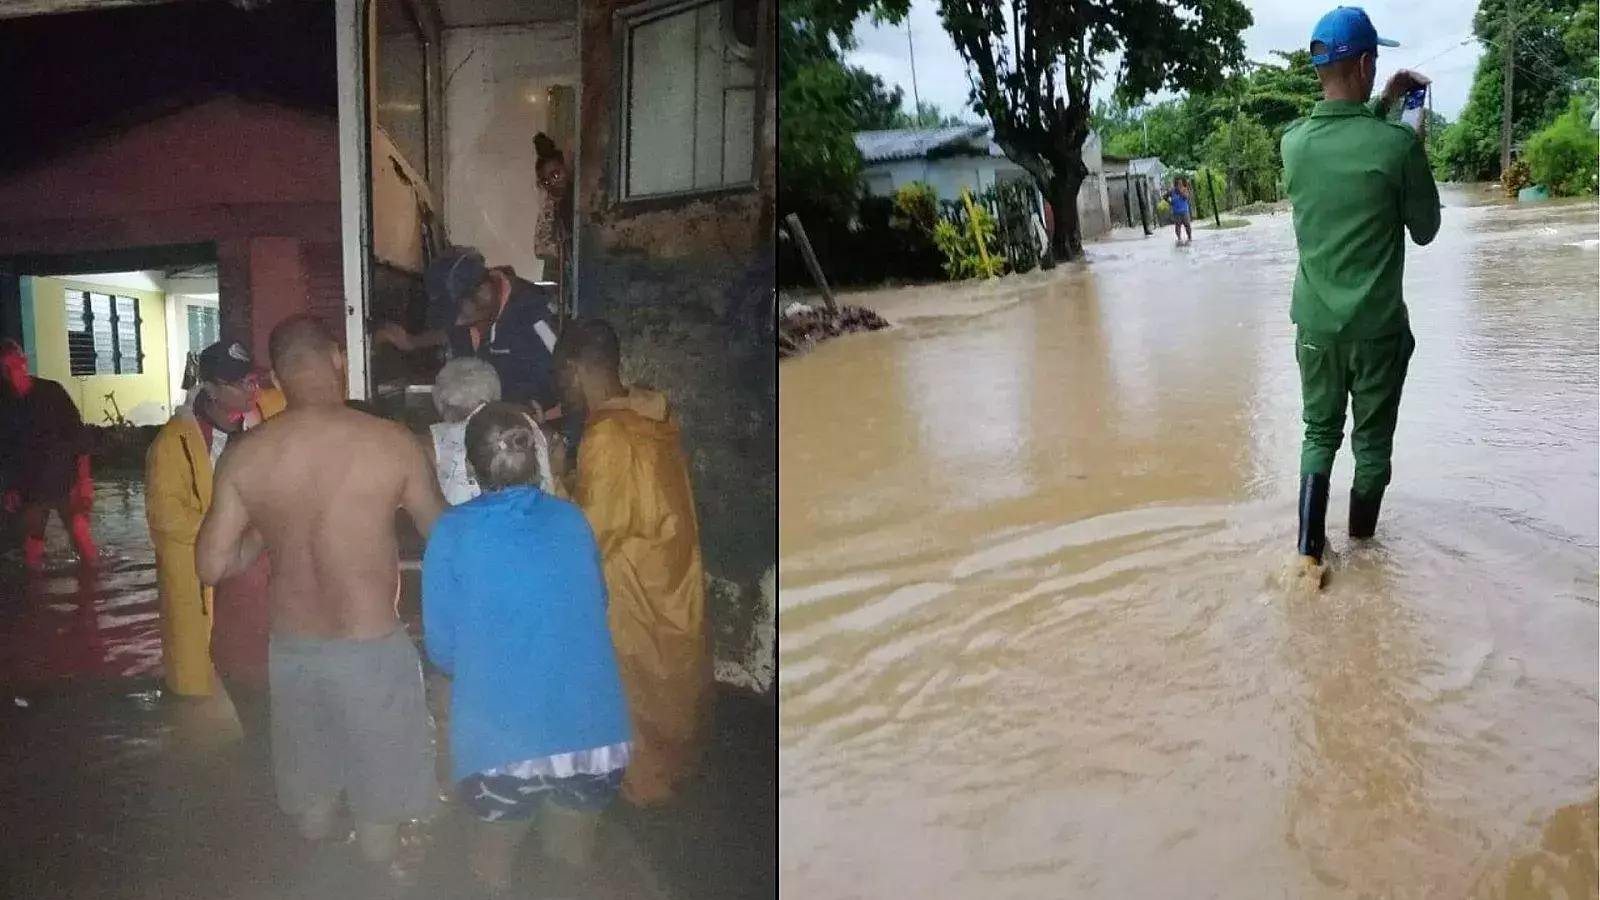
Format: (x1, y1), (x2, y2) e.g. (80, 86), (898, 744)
(846, 67), (909, 130)
(932, 205), (1007, 280)
(987, 180), (1043, 274)
(1093, 49), (1318, 207)
(1185, 168), (1230, 219)
(778, 57), (865, 225)
(1523, 96), (1600, 195)
(891, 182), (939, 234)
(937, 0), (1252, 260)
(777, 0), (927, 225)
(1199, 113), (1277, 204)
(807, 0), (1252, 260)
(1439, 0), (1599, 181)
(890, 101), (969, 129)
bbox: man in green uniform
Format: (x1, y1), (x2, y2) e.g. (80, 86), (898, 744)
(1282, 6), (1440, 578)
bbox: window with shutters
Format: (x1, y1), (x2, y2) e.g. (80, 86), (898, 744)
(64, 290), (144, 376)
(186, 304), (220, 354)
(618, 0), (759, 201)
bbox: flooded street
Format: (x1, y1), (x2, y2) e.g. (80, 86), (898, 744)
(0, 483), (774, 900)
(779, 187), (1599, 899)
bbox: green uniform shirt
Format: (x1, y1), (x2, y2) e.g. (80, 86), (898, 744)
(1281, 98), (1441, 340)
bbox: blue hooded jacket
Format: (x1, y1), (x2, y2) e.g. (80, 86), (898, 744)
(422, 486), (630, 782)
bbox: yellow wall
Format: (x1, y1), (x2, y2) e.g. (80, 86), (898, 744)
(28, 277), (172, 425)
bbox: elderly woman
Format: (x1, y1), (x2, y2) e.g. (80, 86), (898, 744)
(423, 402), (630, 893)
(429, 358), (554, 504)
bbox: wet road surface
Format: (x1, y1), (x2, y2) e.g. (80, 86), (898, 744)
(779, 188), (1599, 899)
(0, 476), (775, 900)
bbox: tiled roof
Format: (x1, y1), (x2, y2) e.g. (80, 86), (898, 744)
(854, 125), (991, 163)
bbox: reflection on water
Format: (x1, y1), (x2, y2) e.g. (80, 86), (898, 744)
(0, 476), (161, 686)
(780, 189), (1599, 899)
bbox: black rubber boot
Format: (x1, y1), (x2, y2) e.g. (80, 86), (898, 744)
(1297, 473), (1331, 563)
(1348, 486), (1385, 540)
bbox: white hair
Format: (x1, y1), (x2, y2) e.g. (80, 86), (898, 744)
(433, 358), (502, 422)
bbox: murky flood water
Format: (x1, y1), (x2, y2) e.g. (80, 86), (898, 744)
(0, 480), (775, 900)
(779, 188), (1599, 899)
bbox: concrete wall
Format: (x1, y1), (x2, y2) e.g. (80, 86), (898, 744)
(578, 0), (775, 693)
(442, 22), (578, 283)
(26, 274), (171, 426)
(862, 156), (1022, 204)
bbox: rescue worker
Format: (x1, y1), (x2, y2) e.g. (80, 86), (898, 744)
(374, 248), (565, 422)
(145, 340), (286, 710)
(554, 318), (712, 807)
(1282, 7), (1439, 583)
(0, 339), (97, 571)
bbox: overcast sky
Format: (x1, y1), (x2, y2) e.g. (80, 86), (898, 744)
(845, 0), (1486, 124)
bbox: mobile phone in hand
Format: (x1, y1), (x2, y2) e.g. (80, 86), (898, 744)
(1401, 88), (1428, 135)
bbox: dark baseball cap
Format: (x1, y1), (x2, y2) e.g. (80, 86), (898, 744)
(197, 340), (255, 385)
(1309, 7), (1398, 67)
(425, 247), (490, 308)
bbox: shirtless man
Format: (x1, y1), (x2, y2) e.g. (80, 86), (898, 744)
(195, 315), (445, 865)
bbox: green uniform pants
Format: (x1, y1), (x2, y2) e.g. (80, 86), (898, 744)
(1296, 326), (1415, 497)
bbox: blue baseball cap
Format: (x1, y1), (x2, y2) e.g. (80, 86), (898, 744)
(1309, 7), (1398, 67)
(425, 246), (489, 308)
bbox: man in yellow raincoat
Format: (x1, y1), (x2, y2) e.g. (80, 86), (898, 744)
(554, 318), (711, 807)
(146, 341), (286, 703)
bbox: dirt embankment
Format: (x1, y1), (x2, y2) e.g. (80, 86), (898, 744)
(777, 303), (890, 359)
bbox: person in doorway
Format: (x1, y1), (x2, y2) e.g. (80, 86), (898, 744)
(427, 357), (555, 506)
(1282, 7), (1438, 583)
(0, 339), (96, 571)
(533, 133), (574, 309)
(555, 318), (711, 808)
(422, 402), (631, 894)
(146, 340), (286, 712)
(195, 315), (445, 866)
(1168, 177), (1194, 245)
(376, 249), (571, 439)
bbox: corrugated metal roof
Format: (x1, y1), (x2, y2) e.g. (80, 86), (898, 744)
(1128, 157), (1165, 176)
(854, 125), (991, 163)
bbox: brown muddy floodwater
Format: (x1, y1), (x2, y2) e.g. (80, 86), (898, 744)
(779, 188), (1600, 900)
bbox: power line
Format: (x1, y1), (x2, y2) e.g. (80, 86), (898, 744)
(1410, 33), (1476, 70)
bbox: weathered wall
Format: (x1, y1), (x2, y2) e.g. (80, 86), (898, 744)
(0, 96), (341, 358)
(577, 0), (775, 693)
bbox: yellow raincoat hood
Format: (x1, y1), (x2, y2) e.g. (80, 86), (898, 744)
(574, 386), (711, 805)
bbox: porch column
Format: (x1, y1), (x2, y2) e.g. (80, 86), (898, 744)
(247, 237), (309, 365)
(216, 237), (253, 352)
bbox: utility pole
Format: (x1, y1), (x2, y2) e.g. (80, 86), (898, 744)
(1501, 0), (1515, 177)
(907, 20), (922, 126)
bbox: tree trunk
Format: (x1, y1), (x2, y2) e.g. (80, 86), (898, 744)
(1047, 169), (1085, 261)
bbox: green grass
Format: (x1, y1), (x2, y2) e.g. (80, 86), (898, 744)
(1200, 217), (1250, 230)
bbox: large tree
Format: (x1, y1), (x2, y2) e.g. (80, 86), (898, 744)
(934, 0), (1254, 259)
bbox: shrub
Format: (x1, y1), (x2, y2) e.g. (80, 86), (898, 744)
(1502, 158), (1533, 197)
(932, 204), (1007, 281)
(1191, 167), (1230, 219)
(892, 182), (939, 234)
(1523, 97), (1600, 197)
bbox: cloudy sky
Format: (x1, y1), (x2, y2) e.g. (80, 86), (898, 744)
(845, 0), (1487, 123)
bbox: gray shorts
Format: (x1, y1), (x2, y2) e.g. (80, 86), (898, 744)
(269, 629), (438, 825)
